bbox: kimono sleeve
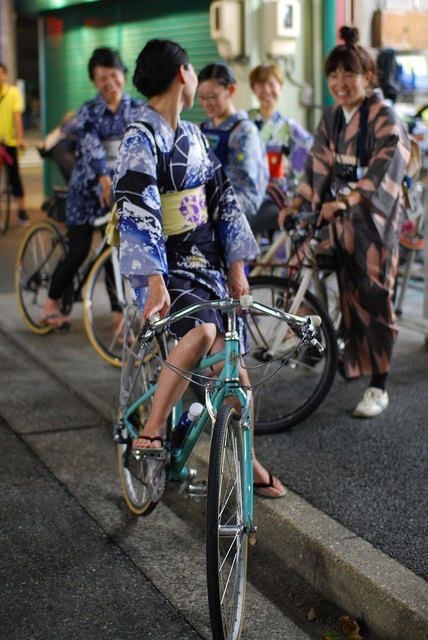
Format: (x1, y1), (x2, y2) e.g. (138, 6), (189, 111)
(113, 123), (168, 295)
(76, 103), (110, 178)
(297, 111), (335, 208)
(205, 148), (259, 266)
(356, 105), (410, 217)
(227, 120), (269, 219)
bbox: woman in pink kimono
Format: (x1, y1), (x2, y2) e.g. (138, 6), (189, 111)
(280, 26), (410, 418)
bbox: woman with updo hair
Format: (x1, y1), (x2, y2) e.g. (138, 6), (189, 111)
(279, 26), (410, 418)
(114, 39), (285, 498)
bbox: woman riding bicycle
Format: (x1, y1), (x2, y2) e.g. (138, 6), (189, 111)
(40, 47), (144, 330)
(114, 38), (285, 499)
(279, 26), (410, 418)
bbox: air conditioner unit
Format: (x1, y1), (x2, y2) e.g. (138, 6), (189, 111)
(210, 1), (243, 59)
(263, 0), (301, 57)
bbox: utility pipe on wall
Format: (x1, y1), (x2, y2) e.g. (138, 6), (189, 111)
(322, 0), (336, 106)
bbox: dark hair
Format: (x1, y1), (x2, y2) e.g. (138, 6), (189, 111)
(133, 39), (189, 98)
(324, 26), (375, 79)
(198, 62), (236, 86)
(0, 62), (8, 73)
(88, 47), (127, 80)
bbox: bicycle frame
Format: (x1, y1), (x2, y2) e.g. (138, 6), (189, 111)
(120, 296), (320, 530)
(123, 303), (255, 526)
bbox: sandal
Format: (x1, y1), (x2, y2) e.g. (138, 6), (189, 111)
(254, 471), (287, 499)
(40, 313), (71, 330)
(132, 435), (165, 457)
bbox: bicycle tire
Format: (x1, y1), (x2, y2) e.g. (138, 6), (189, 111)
(0, 180), (11, 235)
(83, 246), (140, 367)
(116, 332), (169, 516)
(247, 275), (338, 434)
(206, 404), (248, 640)
(15, 220), (67, 334)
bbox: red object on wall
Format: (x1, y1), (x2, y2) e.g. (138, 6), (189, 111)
(336, 0), (349, 39)
(46, 17), (64, 37)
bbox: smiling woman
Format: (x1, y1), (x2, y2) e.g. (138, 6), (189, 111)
(39, 47), (144, 331)
(280, 25), (411, 419)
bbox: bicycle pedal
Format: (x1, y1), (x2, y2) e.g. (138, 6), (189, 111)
(132, 449), (168, 462)
(186, 480), (207, 499)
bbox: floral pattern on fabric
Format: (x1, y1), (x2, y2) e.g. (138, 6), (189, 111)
(66, 93), (144, 225)
(113, 105), (259, 309)
(248, 108), (313, 196)
(200, 110), (269, 219)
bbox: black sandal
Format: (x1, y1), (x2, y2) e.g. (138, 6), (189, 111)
(254, 471), (287, 499)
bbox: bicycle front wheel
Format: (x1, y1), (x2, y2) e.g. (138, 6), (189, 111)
(0, 171), (11, 234)
(206, 404), (248, 640)
(15, 221), (67, 334)
(83, 246), (140, 367)
(247, 275), (338, 434)
(116, 332), (169, 515)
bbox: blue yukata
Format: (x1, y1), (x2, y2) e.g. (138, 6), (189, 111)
(66, 93), (144, 225)
(248, 108), (313, 206)
(113, 105), (259, 338)
(200, 110), (269, 220)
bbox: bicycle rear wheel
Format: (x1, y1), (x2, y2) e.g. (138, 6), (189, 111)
(15, 220), (67, 334)
(83, 246), (140, 367)
(206, 404), (248, 640)
(116, 332), (169, 515)
(0, 164), (11, 234)
(247, 275), (337, 434)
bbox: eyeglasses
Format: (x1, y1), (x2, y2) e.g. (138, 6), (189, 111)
(198, 89), (229, 103)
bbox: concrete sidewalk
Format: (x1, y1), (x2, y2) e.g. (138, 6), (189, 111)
(2, 161), (427, 639)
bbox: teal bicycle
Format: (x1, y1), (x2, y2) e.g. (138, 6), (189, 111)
(114, 295), (322, 640)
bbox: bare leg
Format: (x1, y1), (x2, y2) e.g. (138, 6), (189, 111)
(133, 323), (217, 448)
(134, 328), (285, 498)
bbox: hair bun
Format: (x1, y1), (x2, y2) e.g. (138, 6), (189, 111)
(339, 25), (359, 46)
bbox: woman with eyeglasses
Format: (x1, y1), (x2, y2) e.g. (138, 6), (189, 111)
(279, 26), (410, 418)
(198, 63), (269, 222)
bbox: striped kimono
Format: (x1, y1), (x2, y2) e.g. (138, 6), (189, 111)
(298, 90), (410, 379)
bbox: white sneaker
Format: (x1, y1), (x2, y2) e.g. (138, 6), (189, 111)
(353, 387), (389, 418)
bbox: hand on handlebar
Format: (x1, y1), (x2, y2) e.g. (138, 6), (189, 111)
(317, 200), (347, 226)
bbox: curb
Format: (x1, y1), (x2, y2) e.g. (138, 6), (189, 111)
(2, 321), (428, 640)
(190, 442), (428, 640)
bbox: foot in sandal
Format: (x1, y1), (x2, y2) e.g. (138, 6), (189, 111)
(254, 469), (287, 499)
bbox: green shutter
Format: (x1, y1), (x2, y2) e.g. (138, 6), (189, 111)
(42, 0), (217, 191)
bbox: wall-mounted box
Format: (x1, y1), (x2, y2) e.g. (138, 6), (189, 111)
(263, 0), (301, 57)
(372, 10), (428, 50)
(210, 1), (243, 59)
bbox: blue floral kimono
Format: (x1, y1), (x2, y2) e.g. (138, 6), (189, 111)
(200, 110), (269, 219)
(66, 93), (144, 225)
(248, 108), (313, 206)
(113, 106), (259, 337)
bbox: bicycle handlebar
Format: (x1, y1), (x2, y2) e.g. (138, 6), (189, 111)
(140, 295), (321, 340)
